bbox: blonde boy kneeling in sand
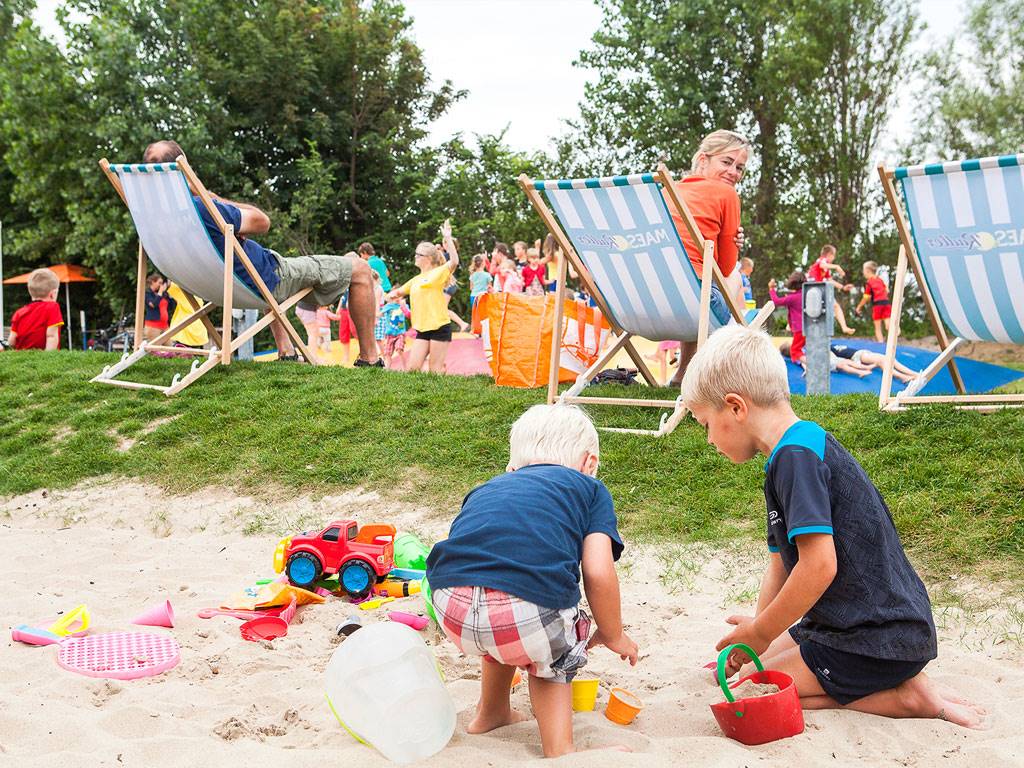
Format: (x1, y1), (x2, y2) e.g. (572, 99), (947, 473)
(426, 405), (638, 757)
(681, 325), (985, 728)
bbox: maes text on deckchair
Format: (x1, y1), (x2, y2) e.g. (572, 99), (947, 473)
(520, 163), (774, 436)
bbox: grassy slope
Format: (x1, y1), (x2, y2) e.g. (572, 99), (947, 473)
(1, 351), (1022, 580)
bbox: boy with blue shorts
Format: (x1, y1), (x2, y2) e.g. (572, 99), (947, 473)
(680, 325), (985, 729)
(426, 405), (639, 757)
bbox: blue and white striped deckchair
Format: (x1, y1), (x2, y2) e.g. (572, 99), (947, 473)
(93, 156), (316, 396)
(520, 163), (774, 436)
(876, 152), (1024, 411)
(878, 154), (1024, 411)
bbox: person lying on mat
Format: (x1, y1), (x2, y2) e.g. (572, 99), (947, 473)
(665, 128), (751, 386)
(681, 325), (985, 729)
(142, 140), (382, 366)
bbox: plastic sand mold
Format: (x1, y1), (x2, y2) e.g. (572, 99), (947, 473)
(224, 581), (324, 611)
(58, 632), (181, 680)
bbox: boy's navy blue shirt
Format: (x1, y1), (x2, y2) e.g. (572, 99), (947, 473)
(426, 464), (624, 610)
(765, 420), (937, 662)
(194, 197), (281, 297)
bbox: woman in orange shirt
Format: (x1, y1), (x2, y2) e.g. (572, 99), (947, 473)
(666, 129), (751, 385)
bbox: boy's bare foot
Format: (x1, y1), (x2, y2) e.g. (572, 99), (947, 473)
(467, 707), (529, 734)
(898, 674), (987, 729)
(932, 681), (988, 715)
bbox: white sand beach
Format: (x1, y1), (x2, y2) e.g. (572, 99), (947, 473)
(1, 481), (1021, 767)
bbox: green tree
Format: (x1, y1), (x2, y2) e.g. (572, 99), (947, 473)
(912, 0), (1024, 159)
(0, 0), (461, 312)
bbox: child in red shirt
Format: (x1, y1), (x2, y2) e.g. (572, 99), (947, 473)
(522, 248), (547, 297)
(855, 261), (892, 342)
(808, 244), (855, 335)
(8, 268), (63, 351)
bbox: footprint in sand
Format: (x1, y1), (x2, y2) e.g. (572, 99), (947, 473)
(90, 680), (123, 708)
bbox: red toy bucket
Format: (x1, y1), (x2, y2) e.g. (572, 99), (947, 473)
(709, 643), (804, 745)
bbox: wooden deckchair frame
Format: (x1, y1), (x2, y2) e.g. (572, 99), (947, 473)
(93, 155), (318, 396)
(519, 163), (775, 436)
(876, 163), (1024, 412)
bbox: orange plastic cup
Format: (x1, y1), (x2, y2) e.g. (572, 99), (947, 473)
(604, 687), (643, 725)
(571, 678), (600, 711)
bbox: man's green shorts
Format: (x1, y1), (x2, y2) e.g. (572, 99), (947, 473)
(270, 253), (355, 310)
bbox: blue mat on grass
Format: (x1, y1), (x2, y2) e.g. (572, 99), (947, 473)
(786, 340), (1024, 396)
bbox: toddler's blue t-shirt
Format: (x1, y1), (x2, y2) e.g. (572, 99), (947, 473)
(426, 464), (624, 610)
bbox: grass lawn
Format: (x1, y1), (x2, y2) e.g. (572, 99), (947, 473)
(1, 351), (1022, 582)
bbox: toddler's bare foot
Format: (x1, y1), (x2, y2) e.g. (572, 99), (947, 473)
(900, 674), (987, 729)
(932, 682), (988, 715)
(467, 707), (529, 734)
(936, 699), (988, 729)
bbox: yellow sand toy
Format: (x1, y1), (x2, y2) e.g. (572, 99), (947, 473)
(48, 604), (91, 636)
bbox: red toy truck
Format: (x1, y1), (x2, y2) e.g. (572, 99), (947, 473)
(273, 520), (395, 599)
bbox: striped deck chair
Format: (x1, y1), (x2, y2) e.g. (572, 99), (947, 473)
(878, 154), (1024, 411)
(93, 156), (317, 395)
(519, 163), (774, 436)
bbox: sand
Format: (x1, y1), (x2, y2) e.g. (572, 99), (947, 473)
(2, 480), (1022, 767)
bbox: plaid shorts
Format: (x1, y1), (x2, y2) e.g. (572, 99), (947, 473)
(432, 586), (591, 684)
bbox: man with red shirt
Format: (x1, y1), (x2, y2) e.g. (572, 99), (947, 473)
(855, 260), (892, 342)
(7, 268), (63, 351)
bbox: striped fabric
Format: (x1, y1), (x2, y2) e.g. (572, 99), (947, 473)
(898, 155), (1024, 344)
(539, 174), (722, 341)
(111, 164), (269, 310)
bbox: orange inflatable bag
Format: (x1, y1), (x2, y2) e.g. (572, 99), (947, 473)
(477, 293), (609, 388)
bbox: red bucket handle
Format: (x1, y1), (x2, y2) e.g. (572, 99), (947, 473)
(716, 643), (765, 714)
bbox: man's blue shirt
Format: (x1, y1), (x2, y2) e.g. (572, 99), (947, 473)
(426, 464), (624, 609)
(194, 197), (280, 297)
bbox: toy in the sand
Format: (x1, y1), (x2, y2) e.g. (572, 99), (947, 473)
(572, 678), (600, 712)
(356, 596), (395, 611)
(12, 604), (92, 645)
(709, 643), (804, 746)
(273, 520), (396, 599)
(239, 596), (297, 642)
(324, 621), (455, 764)
(605, 687), (643, 725)
(58, 631), (181, 680)
(373, 578), (422, 598)
(388, 611), (429, 630)
(336, 615), (363, 637)
(420, 574), (438, 625)
(393, 532), (430, 570)
(131, 599), (175, 628)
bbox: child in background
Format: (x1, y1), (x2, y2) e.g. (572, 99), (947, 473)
(740, 257), (756, 310)
(499, 258), (524, 293)
(645, 340), (682, 386)
(8, 268), (63, 351)
(379, 298), (410, 370)
(681, 325), (984, 729)
(769, 271), (806, 363)
(489, 242), (509, 280)
(143, 273), (177, 342)
(295, 304), (322, 361)
(469, 254), (492, 310)
(855, 261), (892, 343)
(316, 305), (340, 355)
(370, 270), (387, 358)
(807, 244), (856, 335)
(427, 404), (639, 757)
(512, 240), (528, 267)
(522, 247), (547, 296)
(335, 292), (358, 366)
(830, 343), (922, 384)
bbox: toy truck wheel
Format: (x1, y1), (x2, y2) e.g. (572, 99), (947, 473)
(339, 560), (375, 599)
(286, 552), (322, 588)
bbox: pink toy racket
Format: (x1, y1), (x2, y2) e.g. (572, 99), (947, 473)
(57, 632), (180, 680)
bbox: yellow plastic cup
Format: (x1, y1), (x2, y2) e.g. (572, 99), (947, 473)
(604, 687), (643, 725)
(571, 678), (600, 712)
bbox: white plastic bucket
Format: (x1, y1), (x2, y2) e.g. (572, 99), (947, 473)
(324, 621), (455, 763)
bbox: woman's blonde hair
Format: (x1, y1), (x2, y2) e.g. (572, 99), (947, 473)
(690, 129), (752, 173)
(430, 246), (458, 288)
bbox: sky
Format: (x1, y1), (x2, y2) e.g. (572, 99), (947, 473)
(32, 0), (967, 159)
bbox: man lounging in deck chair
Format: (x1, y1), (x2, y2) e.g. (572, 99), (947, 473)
(142, 140), (382, 366)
